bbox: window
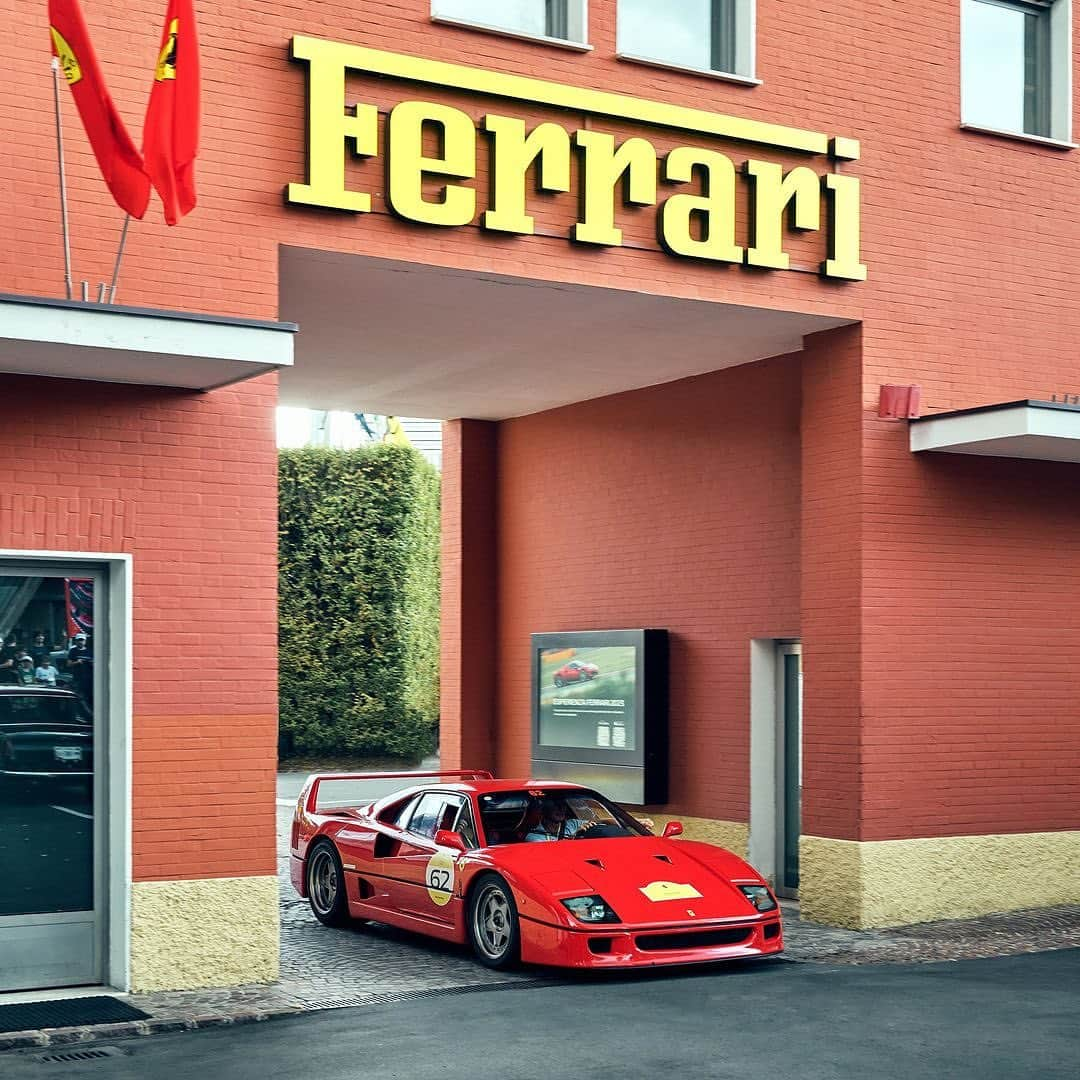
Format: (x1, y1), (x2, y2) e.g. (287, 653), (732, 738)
(432, 1), (588, 45)
(406, 792), (448, 839)
(406, 791), (470, 841)
(617, 0), (754, 79)
(961, 0), (1071, 141)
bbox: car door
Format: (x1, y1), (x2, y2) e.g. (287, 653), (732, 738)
(394, 791), (471, 927)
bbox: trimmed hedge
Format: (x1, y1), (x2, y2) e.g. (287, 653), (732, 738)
(278, 445), (441, 759)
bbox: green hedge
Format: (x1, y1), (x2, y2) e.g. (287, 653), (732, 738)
(278, 445), (441, 760)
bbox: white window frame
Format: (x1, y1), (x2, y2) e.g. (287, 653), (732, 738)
(960, 0), (1074, 147)
(616, 0), (758, 85)
(431, 1), (592, 52)
(0, 549), (133, 992)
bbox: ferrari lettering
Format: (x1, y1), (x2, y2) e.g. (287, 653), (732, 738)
(286, 36), (866, 282)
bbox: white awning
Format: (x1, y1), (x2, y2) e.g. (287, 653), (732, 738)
(0, 294), (295, 391)
(910, 400), (1080, 464)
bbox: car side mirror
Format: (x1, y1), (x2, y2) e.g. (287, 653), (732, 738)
(662, 821), (683, 839)
(434, 829), (467, 853)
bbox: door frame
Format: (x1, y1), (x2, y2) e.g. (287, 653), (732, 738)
(0, 550), (132, 993)
(748, 638), (801, 895)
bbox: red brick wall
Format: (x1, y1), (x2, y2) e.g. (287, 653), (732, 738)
(4, 0), (1080, 855)
(800, 326), (864, 841)
(494, 355), (803, 821)
(0, 374), (279, 881)
(857, 433), (1080, 841)
(440, 419), (498, 774)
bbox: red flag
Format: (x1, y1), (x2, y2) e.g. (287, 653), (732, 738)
(143, 0), (199, 225)
(48, 0), (150, 219)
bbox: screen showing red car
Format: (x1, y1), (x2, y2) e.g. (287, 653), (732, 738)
(538, 645), (636, 750)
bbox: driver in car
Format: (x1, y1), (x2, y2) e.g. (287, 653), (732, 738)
(524, 796), (599, 842)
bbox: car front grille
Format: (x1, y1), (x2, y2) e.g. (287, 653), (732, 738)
(635, 926), (753, 951)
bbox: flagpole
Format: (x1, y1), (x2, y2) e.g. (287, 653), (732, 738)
(51, 57), (74, 301)
(107, 214), (132, 303)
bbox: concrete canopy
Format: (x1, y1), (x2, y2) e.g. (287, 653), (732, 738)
(277, 247), (853, 420)
(910, 401), (1080, 464)
(0, 294), (294, 391)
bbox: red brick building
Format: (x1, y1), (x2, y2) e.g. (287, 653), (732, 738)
(1, 0), (1078, 994)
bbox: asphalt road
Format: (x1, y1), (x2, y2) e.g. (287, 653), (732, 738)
(9, 950), (1079, 1079)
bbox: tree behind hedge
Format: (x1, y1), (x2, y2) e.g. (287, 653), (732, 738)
(279, 444), (441, 759)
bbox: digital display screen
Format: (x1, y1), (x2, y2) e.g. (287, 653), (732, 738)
(537, 644), (637, 751)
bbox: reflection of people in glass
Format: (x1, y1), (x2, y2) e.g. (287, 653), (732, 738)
(0, 634), (17, 684)
(67, 632), (93, 705)
(35, 655), (60, 686)
(15, 656), (36, 686)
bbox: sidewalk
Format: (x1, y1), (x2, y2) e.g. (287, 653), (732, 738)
(3, 900), (1079, 1054)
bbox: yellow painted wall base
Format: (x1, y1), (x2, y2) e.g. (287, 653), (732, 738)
(647, 814), (749, 859)
(130, 876), (280, 992)
(801, 830), (1080, 929)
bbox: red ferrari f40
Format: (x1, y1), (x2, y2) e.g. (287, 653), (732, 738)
(290, 771), (783, 970)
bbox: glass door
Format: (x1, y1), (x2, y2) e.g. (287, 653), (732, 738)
(775, 643), (802, 897)
(0, 566), (105, 991)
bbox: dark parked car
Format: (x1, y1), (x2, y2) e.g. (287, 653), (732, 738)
(0, 686), (92, 799)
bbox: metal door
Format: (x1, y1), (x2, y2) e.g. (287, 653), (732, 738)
(0, 564), (106, 991)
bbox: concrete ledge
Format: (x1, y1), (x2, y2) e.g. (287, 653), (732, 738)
(801, 830), (1080, 928)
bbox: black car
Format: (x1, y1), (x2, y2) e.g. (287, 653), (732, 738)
(0, 686), (92, 799)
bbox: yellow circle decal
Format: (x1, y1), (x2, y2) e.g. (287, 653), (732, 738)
(426, 851), (455, 906)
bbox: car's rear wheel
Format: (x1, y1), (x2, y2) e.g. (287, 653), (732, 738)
(468, 874), (521, 970)
(306, 840), (351, 927)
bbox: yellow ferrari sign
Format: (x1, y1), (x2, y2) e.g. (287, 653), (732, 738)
(640, 881), (704, 902)
(286, 37), (866, 282)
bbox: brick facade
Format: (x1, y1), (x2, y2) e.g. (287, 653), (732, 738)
(1, 0), (1078, 964)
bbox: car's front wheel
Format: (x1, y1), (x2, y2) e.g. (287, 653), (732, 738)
(467, 874), (521, 970)
(306, 840), (351, 927)
(553, 675), (564, 688)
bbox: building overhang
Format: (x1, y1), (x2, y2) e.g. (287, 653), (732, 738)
(910, 400), (1080, 464)
(278, 248), (854, 420)
(0, 295), (295, 391)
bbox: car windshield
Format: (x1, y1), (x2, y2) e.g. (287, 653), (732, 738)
(478, 788), (649, 845)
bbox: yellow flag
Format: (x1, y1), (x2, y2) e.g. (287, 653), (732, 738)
(383, 416), (412, 447)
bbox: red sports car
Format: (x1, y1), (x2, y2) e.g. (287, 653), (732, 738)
(553, 659), (599, 687)
(290, 771), (783, 970)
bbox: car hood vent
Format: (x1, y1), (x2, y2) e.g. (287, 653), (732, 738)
(584, 858), (604, 870)
(654, 854), (673, 864)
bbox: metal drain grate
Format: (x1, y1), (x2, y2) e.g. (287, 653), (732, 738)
(34, 1046), (128, 1064)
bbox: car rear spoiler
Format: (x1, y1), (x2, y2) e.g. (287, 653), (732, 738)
(302, 769), (493, 814)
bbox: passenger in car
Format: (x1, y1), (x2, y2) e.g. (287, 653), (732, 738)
(524, 797), (598, 842)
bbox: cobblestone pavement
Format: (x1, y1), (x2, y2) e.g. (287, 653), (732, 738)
(2, 793), (1078, 1052)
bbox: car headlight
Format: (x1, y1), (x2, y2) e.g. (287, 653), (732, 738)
(561, 895), (621, 923)
(738, 884), (778, 912)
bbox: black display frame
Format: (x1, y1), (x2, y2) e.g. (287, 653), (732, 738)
(529, 628), (668, 804)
